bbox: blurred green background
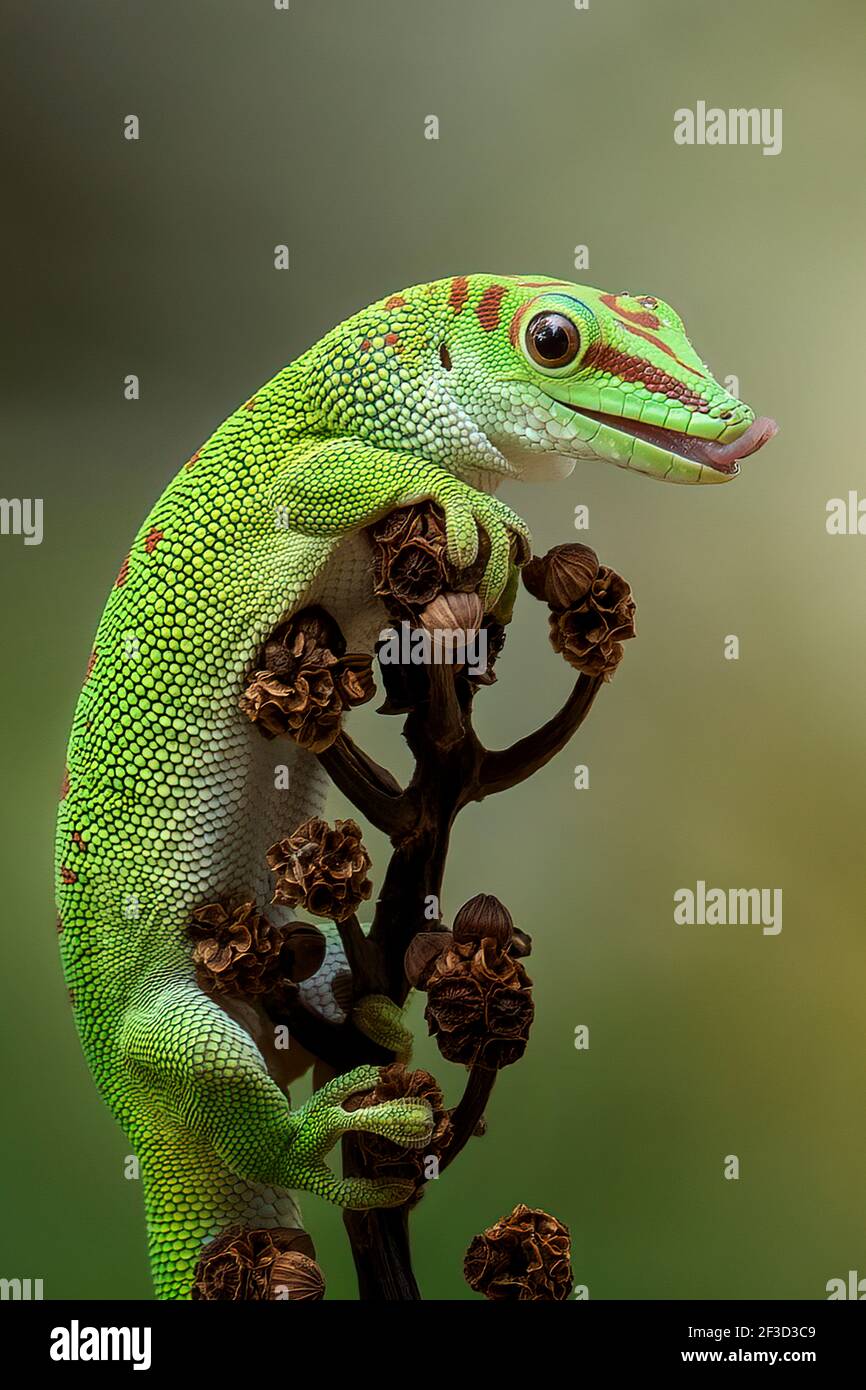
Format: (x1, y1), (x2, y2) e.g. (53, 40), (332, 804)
(2, 0), (864, 1300)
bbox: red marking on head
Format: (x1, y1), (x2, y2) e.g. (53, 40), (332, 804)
(71, 831), (87, 852)
(449, 276), (469, 314)
(384, 332), (400, 347)
(620, 322), (702, 377)
(60, 866), (78, 885)
(508, 292), (548, 349)
(115, 553), (130, 587)
(517, 280), (573, 289)
(385, 295), (406, 310)
(60, 766), (70, 800)
(85, 649), (98, 681)
(582, 343), (710, 410)
(144, 527), (164, 554)
(476, 284), (507, 332)
(600, 292), (661, 330)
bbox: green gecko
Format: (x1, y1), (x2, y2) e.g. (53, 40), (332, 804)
(56, 274), (777, 1298)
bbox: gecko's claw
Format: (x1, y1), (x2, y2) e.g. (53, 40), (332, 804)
(352, 994), (413, 1061)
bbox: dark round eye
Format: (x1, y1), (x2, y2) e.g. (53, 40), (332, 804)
(526, 312), (581, 368)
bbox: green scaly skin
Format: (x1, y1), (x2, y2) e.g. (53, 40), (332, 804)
(55, 274), (777, 1298)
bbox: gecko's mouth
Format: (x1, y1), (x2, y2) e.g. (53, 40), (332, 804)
(565, 405), (779, 475)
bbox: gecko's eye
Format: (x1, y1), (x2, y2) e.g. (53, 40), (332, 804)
(526, 312), (581, 368)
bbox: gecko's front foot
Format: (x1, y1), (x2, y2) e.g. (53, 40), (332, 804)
(285, 1065), (432, 1209)
(429, 478), (532, 609)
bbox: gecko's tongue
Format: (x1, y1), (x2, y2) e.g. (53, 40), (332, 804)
(571, 407), (779, 475)
(691, 416), (779, 473)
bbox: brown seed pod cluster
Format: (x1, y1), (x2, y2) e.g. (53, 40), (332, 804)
(367, 504), (513, 705)
(191, 1225), (324, 1301)
(188, 901), (325, 1006)
(464, 1204), (573, 1301)
(367, 503), (490, 618)
(266, 816), (372, 923)
(342, 1063), (452, 1205)
(240, 607), (374, 751)
(404, 895), (534, 1071)
(522, 543), (636, 679)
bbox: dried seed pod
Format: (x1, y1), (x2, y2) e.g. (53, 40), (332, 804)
(549, 564), (636, 680)
(192, 1225), (316, 1301)
(267, 817), (372, 923)
(269, 1251), (326, 1301)
(419, 591), (484, 636)
(424, 937), (534, 1071)
(404, 930), (454, 988)
(509, 927), (533, 959)
(240, 607), (374, 749)
(464, 1205), (573, 1301)
(521, 544), (600, 610)
(368, 502), (490, 618)
(188, 902), (325, 1003)
(452, 894), (514, 950)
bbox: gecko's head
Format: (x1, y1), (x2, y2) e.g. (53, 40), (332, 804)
(441, 275), (778, 485)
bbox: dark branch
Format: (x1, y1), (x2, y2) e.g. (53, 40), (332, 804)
(426, 661), (466, 750)
(440, 1065), (497, 1174)
(342, 1179), (420, 1300)
(475, 672), (603, 798)
(269, 997), (392, 1072)
(317, 731), (412, 836)
(336, 912), (386, 997)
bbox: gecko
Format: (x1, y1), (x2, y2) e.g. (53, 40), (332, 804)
(55, 273), (778, 1298)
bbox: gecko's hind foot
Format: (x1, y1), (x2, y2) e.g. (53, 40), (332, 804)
(352, 994), (413, 1061)
(285, 1064), (433, 1209)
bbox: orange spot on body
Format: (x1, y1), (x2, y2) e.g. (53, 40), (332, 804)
(384, 332), (400, 347)
(385, 295), (406, 309)
(476, 284), (507, 332)
(144, 527), (164, 554)
(244, 396), (257, 412)
(185, 449), (202, 470)
(115, 553), (130, 587)
(449, 276), (469, 314)
(60, 766), (70, 800)
(60, 866), (78, 885)
(85, 649), (98, 681)
(71, 831), (87, 853)
(360, 338), (372, 352)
